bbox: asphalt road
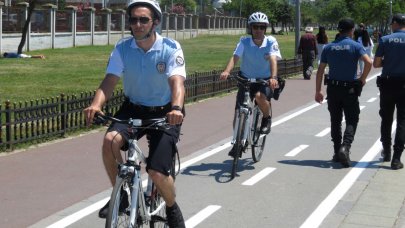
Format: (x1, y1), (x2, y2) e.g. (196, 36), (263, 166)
(1, 68), (388, 228)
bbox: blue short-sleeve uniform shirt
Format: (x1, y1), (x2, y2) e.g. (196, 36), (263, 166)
(106, 33), (186, 106)
(233, 36), (282, 79)
(375, 30), (405, 78)
(321, 36), (366, 81)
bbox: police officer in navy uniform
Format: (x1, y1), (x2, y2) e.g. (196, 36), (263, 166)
(315, 18), (372, 168)
(373, 13), (405, 170)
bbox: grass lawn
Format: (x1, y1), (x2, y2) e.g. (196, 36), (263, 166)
(0, 32), (298, 103)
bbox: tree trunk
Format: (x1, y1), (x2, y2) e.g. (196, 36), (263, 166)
(17, 1), (36, 54)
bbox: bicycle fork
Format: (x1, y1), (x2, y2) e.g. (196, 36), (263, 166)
(231, 107), (252, 146)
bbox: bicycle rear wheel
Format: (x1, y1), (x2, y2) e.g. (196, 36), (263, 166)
(106, 177), (133, 228)
(231, 112), (246, 179)
(252, 107), (267, 162)
(149, 183), (168, 228)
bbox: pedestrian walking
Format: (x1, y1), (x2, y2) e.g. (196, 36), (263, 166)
(373, 13), (405, 170)
(298, 26), (318, 80)
(357, 29), (374, 75)
(315, 18), (372, 168)
(316, 26), (329, 65)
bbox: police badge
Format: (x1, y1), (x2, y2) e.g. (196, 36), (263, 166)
(156, 62), (166, 73)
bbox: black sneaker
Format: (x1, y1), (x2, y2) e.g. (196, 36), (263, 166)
(228, 145), (241, 158)
(391, 159), (404, 170)
(166, 202), (185, 228)
(98, 201), (109, 219)
(99, 190), (129, 219)
(381, 148), (391, 162)
(260, 116), (272, 134)
(338, 144), (351, 168)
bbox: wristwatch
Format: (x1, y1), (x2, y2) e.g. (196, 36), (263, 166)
(171, 105), (182, 111)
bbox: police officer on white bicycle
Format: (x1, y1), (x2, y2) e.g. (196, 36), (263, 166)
(220, 12), (282, 157)
(83, 0), (186, 227)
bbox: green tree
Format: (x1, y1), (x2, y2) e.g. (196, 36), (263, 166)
(317, 0), (350, 25)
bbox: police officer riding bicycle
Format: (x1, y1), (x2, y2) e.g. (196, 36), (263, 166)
(373, 13), (405, 169)
(220, 12), (282, 157)
(83, 0), (186, 227)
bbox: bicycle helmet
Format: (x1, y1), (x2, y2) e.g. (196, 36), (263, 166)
(248, 12), (269, 25)
(127, 0), (162, 21)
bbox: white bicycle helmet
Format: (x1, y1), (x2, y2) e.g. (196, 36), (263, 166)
(127, 0), (162, 21)
(248, 12), (269, 25)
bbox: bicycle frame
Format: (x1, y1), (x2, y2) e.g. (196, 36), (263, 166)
(231, 77), (265, 148)
(98, 115), (170, 228)
(118, 136), (167, 227)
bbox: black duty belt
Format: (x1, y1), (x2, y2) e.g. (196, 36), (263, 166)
(327, 79), (356, 87)
(124, 99), (171, 113)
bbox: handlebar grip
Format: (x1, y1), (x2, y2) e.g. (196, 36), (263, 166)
(93, 112), (107, 125)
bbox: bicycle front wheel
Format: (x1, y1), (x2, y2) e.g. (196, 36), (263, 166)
(106, 177), (133, 228)
(252, 107), (267, 162)
(149, 183), (168, 228)
(231, 112), (246, 179)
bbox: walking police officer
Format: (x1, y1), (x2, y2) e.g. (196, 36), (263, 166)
(373, 13), (405, 170)
(315, 18), (372, 168)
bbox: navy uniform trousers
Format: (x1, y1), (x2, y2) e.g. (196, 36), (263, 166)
(379, 80), (405, 159)
(327, 85), (360, 153)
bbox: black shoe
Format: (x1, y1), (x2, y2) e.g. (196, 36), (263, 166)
(338, 144), (351, 168)
(98, 200), (109, 218)
(391, 159), (404, 170)
(382, 148), (391, 162)
(260, 116), (272, 134)
(99, 190), (129, 219)
(228, 145), (241, 158)
(166, 202), (185, 228)
(332, 153), (340, 163)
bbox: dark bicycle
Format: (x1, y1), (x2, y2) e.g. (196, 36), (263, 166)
(94, 113), (178, 228)
(230, 75), (271, 179)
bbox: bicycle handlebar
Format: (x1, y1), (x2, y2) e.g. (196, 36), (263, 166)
(94, 112), (169, 130)
(230, 75), (270, 86)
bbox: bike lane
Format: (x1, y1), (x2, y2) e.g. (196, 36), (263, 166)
(1, 75), (323, 228)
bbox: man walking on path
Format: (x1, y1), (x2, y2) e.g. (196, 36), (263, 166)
(373, 13), (405, 169)
(315, 18), (372, 168)
(298, 27), (318, 80)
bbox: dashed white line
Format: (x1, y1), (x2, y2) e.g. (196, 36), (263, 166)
(315, 128), (330, 137)
(360, 105), (366, 110)
(367, 97), (377, 103)
(242, 167), (276, 186)
(285, 145), (309, 157)
(185, 205), (221, 228)
(46, 198), (109, 228)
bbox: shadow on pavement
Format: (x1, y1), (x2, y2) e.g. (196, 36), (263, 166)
(278, 159), (381, 169)
(181, 158), (255, 183)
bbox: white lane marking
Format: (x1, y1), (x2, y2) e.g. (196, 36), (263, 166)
(46, 198), (109, 228)
(177, 142), (231, 171)
(46, 73), (381, 228)
(185, 205), (221, 228)
(300, 138), (382, 228)
(367, 97), (377, 103)
(242, 167), (276, 186)
(300, 120), (396, 228)
(285, 145), (309, 157)
(315, 128), (330, 137)
(360, 105), (366, 110)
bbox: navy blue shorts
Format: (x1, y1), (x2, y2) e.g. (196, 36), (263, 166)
(107, 101), (180, 177)
(235, 83), (273, 109)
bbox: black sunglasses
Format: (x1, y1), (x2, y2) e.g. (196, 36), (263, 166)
(129, 16), (152, 25)
(252, 25), (267, 30)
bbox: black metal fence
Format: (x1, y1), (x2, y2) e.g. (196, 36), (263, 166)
(0, 58), (302, 151)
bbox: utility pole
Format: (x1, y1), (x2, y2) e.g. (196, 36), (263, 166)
(389, 0), (393, 33)
(295, 0), (301, 56)
(239, 0), (242, 17)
